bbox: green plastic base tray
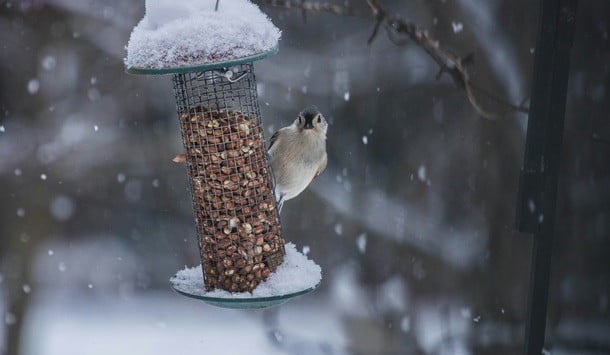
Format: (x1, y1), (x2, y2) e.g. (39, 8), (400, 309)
(170, 281), (320, 309)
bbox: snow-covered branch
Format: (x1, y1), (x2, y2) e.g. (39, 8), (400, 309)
(256, 0), (529, 119)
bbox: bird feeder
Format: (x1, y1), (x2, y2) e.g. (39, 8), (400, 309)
(124, 1), (319, 308)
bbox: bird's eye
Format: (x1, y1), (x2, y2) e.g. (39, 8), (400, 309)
(317, 116), (322, 123)
(298, 117), (302, 124)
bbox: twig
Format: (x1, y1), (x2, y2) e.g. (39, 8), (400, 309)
(368, 14), (384, 44)
(215, 0), (220, 11)
(468, 82), (529, 114)
(365, 0), (497, 118)
(255, 0), (529, 119)
(256, 0), (370, 19)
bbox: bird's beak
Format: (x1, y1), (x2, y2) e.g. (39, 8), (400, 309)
(304, 117), (314, 129)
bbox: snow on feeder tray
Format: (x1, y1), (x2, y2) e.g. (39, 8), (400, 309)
(125, 0), (321, 309)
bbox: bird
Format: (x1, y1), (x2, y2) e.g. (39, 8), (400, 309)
(268, 106), (328, 212)
(172, 106), (328, 212)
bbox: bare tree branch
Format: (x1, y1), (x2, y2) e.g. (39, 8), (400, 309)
(255, 0), (530, 119)
(258, 0), (368, 17)
(368, 13), (384, 44)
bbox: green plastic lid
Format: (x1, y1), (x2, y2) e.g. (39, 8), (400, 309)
(125, 46), (278, 75)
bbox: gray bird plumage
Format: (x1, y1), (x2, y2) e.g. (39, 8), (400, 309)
(268, 106), (328, 212)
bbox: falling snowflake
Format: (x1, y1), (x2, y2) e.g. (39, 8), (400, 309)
(27, 79), (40, 94)
(58, 262), (67, 272)
(417, 165), (427, 182)
(356, 233), (367, 254)
(42, 56), (57, 70)
(334, 223), (343, 236)
(451, 21), (464, 33)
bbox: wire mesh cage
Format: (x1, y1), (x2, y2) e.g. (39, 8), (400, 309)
(172, 63), (285, 293)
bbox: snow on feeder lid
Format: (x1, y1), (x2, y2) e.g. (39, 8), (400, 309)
(125, 0), (280, 74)
(124, 0), (321, 308)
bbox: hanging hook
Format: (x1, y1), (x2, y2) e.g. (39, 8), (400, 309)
(193, 68), (248, 83)
(217, 68), (247, 83)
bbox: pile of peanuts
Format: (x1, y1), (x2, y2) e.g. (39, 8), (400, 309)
(179, 108), (285, 292)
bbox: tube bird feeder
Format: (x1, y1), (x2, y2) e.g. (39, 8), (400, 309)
(170, 52), (286, 293)
(125, 1), (320, 308)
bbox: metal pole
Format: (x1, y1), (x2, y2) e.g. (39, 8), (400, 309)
(516, 0), (578, 354)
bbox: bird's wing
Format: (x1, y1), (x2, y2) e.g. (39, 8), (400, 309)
(315, 153), (327, 177)
(268, 130), (280, 151)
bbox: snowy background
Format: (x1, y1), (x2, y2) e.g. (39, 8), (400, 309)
(1, 0), (609, 354)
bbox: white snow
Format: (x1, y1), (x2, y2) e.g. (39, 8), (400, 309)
(93, 124), (99, 132)
(451, 21), (464, 33)
(460, 307), (472, 318)
(42, 56), (56, 70)
(170, 243), (321, 298)
(58, 262), (67, 272)
(417, 165), (427, 182)
(334, 223), (343, 235)
(50, 195), (75, 221)
(400, 316), (411, 333)
(16, 208), (26, 217)
(125, 0), (281, 69)
(0, 125), (4, 132)
(376, 276), (409, 312)
(356, 233), (367, 254)
(40, 173), (47, 180)
(4, 312), (16, 325)
(117, 173), (126, 183)
(361, 135), (368, 145)
(343, 91), (350, 101)
(27, 79), (40, 94)
(527, 199), (536, 213)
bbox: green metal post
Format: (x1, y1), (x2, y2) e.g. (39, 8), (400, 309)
(516, 0), (578, 354)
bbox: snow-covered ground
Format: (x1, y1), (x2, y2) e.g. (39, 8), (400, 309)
(20, 290), (347, 355)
